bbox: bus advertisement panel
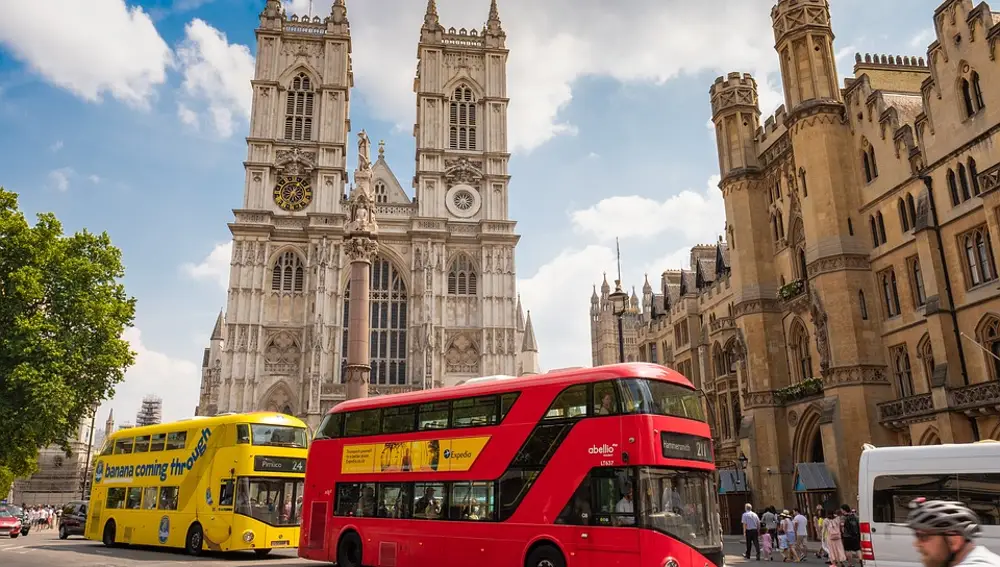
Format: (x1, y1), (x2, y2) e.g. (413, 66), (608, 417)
(299, 363), (722, 567)
(86, 412), (309, 557)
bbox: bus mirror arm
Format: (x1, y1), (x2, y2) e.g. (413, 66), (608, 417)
(622, 452), (629, 464)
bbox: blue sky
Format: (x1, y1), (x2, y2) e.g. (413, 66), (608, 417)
(0, 0), (942, 423)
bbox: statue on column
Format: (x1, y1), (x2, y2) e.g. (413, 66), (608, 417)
(357, 130), (373, 172)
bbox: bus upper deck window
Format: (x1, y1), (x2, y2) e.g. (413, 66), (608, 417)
(237, 424), (250, 444)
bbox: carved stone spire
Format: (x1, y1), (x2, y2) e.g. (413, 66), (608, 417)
(260, 0), (283, 26)
(485, 0), (505, 47)
(331, 0), (348, 26)
(421, 0), (443, 42)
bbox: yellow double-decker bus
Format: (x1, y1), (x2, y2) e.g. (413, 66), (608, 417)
(86, 412), (308, 557)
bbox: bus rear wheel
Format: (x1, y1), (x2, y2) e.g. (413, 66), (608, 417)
(336, 531), (363, 567)
(526, 544), (566, 567)
(102, 521), (117, 547)
(185, 523), (204, 556)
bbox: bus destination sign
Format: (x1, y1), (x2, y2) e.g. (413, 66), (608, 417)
(253, 456), (306, 474)
(660, 432), (712, 462)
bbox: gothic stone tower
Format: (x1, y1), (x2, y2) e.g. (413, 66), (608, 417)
(198, 0), (537, 430)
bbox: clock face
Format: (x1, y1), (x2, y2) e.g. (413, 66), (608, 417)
(273, 176), (313, 211)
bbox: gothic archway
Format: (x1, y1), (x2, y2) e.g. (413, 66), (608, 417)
(918, 427), (942, 446)
(444, 334), (481, 374)
(341, 255), (409, 385)
(260, 381), (296, 416)
(975, 313), (1000, 380)
(793, 404), (825, 464)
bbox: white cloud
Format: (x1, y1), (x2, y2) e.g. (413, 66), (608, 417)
(48, 168), (74, 192)
(50, 140), (64, 153)
(175, 19), (255, 137)
(910, 28), (935, 50)
(177, 103), (200, 128)
(98, 327), (201, 426)
(181, 241), (232, 290)
(280, 0), (777, 153)
(571, 175), (725, 242)
(0, 0), (172, 107)
(88, 174), (102, 184)
(519, 175), (726, 370)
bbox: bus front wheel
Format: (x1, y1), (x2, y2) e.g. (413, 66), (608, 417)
(336, 531), (363, 567)
(526, 544), (566, 567)
(185, 523), (204, 556)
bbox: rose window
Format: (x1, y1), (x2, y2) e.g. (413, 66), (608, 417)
(453, 190), (475, 211)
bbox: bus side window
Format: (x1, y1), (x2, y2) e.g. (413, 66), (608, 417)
(166, 431), (187, 451)
(544, 385), (588, 420)
(149, 433), (166, 451)
(134, 435), (151, 452)
(591, 381), (619, 416)
(236, 424), (250, 444)
(315, 413), (342, 440)
(556, 475), (593, 526)
(114, 438), (134, 455)
(142, 487), (158, 509)
(500, 392), (519, 421)
(219, 479), (235, 507)
(159, 487), (179, 511)
(107, 487), (127, 509)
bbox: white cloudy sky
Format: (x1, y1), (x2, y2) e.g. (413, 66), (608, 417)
(0, 0), (940, 423)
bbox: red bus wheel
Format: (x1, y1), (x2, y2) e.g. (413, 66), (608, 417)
(337, 531), (363, 567)
(526, 544), (565, 567)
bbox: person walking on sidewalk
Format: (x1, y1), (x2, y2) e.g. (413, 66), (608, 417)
(743, 503), (762, 561)
(793, 508), (809, 561)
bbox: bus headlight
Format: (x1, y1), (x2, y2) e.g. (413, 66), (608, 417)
(664, 558), (679, 567)
(243, 530), (255, 543)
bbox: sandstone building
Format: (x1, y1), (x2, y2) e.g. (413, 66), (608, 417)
(196, 0), (540, 430)
(593, 0), (1000, 518)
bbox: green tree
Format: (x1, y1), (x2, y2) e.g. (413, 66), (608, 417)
(0, 188), (136, 499)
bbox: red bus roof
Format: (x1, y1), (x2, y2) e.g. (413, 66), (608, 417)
(330, 362), (692, 414)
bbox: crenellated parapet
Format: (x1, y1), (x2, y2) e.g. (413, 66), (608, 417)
(757, 105), (789, 154)
(771, 0), (832, 44)
(710, 72), (759, 119)
(854, 53), (928, 71)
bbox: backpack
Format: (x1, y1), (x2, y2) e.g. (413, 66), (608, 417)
(843, 514), (861, 540)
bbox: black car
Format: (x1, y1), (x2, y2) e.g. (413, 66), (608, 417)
(59, 501), (88, 539)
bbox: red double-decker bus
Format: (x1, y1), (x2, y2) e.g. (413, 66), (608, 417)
(298, 363), (722, 567)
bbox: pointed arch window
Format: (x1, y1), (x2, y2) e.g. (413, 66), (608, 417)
(877, 212), (887, 244)
(862, 143), (878, 183)
(790, 321), (813, 384)
(271, 251), (305, 292)
(284, 73), (315, 141)
(906, 194), (917, 227)
(374, 181), (388, 204)
(908, 256), (926, 307)
(880, 267), (901, 318)
(969, 157), (981, 196)
(972, 72), (985, 110)
(960, 70), (985, 118)
(341, 257), (408, 385)
(958, 163), (971, 200)
(918, 335), (934, 387)
(859, 290), (869, 320)
(449, 85), (477, 151)
(447, 254), (478, 296)
(890, 345), (915, 398)
(870, 215), (880, 247)
(898, 198), (910, 232)
(962, 225), (997, 287)
(979, 316), (1000, 380)
(948, 169), (960, 206)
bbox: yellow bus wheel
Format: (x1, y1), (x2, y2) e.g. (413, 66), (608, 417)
(185, 523), (204, 556)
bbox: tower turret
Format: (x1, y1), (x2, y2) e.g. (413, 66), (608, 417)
(710, 73), (761, 180)
(772, 0), (841, 111)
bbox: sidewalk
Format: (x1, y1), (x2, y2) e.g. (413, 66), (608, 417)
(725, 535), (823, 553)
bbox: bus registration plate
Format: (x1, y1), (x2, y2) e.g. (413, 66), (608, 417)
(271, 540), (290, 546)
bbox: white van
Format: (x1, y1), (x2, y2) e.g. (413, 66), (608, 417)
(857, 442), (1000, 567)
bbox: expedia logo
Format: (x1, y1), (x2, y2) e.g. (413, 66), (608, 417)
(443, 449), (472, 459)
(94, 461), (104, 484)
(588, 444), (618, 455)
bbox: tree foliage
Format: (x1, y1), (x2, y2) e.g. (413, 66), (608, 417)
(0, 188), (136, 494)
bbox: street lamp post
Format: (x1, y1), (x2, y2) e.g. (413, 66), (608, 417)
(737, 452), (749, 494)
(81, 407), (97, 499)
(608, 280), (629, 363)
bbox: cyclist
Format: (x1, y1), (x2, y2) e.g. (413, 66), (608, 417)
(907, 497), (1000, 567)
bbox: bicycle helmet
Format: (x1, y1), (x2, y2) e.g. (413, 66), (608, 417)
(905, 497), (982, 539)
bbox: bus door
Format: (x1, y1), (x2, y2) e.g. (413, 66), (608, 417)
(203, 461), (237, 549)
(572, 468), (641, 567)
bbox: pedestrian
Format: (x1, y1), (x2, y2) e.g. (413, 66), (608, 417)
(781, 510), (803, 562)
(816, 506), (830, 559)
(762, 528), (776, 561)
(793, 507), (809, 561)
(840, 505), (862, 567)
(823, 509), (847, 567)
(779, 526), (791, 562)
(742, 503), (762, 561)
(763, 506), (779, 540)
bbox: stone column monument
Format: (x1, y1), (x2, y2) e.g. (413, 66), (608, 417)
(344, 130), (379, 400)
